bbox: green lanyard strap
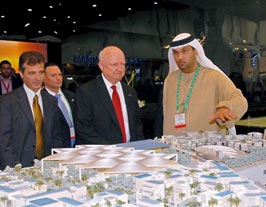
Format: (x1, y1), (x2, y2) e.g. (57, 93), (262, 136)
(176, 64), (200, 112)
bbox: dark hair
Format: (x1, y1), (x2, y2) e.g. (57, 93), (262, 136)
(0, 60), (11, 68)
(19, 51), (45, 73)
(44, 62), (60, 70)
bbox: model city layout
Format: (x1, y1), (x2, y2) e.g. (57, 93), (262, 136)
(0, 131), (265, 207)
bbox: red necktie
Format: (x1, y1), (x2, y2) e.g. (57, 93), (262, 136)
(111, 85), (127, 143)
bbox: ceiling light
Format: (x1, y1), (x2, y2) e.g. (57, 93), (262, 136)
(38, 31), (42, 33)
(67, 16), (71, 19)
(3, 31), (7, 34)
(92, 4), (97, 7)
(1, 15), (5, 18)
(49, 6), (53, 9)
(24, 23), (30, 27)
(128, 8), (132, 11)
(54, 31), (58, 34)
(98, 14), (102, 17)
(59, 2), (62, 6)
(73, 30), (76, 33)
(154, 1), (158, 5)
(73, 21), (76, 24)
(27, 9), (32, 12)
(43, 16), (47, 19)
(53, 19), (57, 22)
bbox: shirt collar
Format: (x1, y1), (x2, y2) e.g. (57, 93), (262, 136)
(23, 83), (41, 100)
(45, 87), (62, 96)
(101, 73), (121, 89)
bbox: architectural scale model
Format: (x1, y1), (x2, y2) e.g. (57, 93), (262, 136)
(0, 132), (265, 207)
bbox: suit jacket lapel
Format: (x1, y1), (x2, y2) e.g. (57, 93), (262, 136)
(41, 91), (50, 126)
(96, 76), (120, 128)
(121, 82), (134, 132)
(62, 90), (74, 111)
(16, 87), (35, 127)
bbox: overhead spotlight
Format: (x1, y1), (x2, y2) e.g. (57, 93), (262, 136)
(73, 30), (76, 33)
(244, 48), (248, 51)
(49, 6), (53, 9)
(67, 16), (71, 19)
(24, 23), (30, 27)
(98, 14), (102, 17)
(38, 31), (42, 34)
(59, 2), (62, 6)
(54, 31), (58, 34)
(92, 4), (97, 7)
(1, 15), (5, 18)
(73, 21), (76, 24)
(27, 9), (32, 12)
(243, 40), (247, 43)
(53, 19), (57, 22)
(43, 16), (47, 19)
(128, 8), (132, 11)
(154, 1), (158, 5)
(3, 31), (7, 34)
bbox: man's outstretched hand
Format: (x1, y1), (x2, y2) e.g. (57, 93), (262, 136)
(209, 106), (237, 123)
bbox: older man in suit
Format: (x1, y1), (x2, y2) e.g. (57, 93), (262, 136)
(75, 46), (144, 144)
(44, 62), (76, 148)
(0, 51), (62, 169)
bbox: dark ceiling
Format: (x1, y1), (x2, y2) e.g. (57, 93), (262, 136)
(0, 0), (189, 39)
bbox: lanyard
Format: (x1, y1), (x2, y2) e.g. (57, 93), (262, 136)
(1, 79), (11, 93)
(176, 64), (200, 112)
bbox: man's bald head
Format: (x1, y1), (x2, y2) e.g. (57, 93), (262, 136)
(98, 46), (126, 84)
(98, 46), (125, 64)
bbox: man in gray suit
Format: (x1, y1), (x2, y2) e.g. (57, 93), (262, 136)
(0, 51), (62, 170)
(75, 46), (144, 144)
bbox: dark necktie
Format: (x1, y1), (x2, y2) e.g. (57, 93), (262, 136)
(111, 85), (127, 143)
(33, 95), (44, 159)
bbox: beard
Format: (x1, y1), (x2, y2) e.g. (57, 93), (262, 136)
(1, 72), (11, 78)
(178, 62), (187, 70)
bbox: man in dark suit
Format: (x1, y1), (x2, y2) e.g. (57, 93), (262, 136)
(44, 62), (75, 148)
(0, 51), (62, 169)
(75, 46), (144, 144)
(0, 60), (23, 95)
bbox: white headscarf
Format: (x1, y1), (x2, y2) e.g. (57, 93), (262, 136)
(168, 33), (236, 135)
(168, 33), (226, 76)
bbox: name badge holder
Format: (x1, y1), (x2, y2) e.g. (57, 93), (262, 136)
(175, 64), (200, 129)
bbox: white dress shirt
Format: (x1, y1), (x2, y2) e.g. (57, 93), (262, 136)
(102, 74), (131, 142)
(23, 84), (43, 120)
